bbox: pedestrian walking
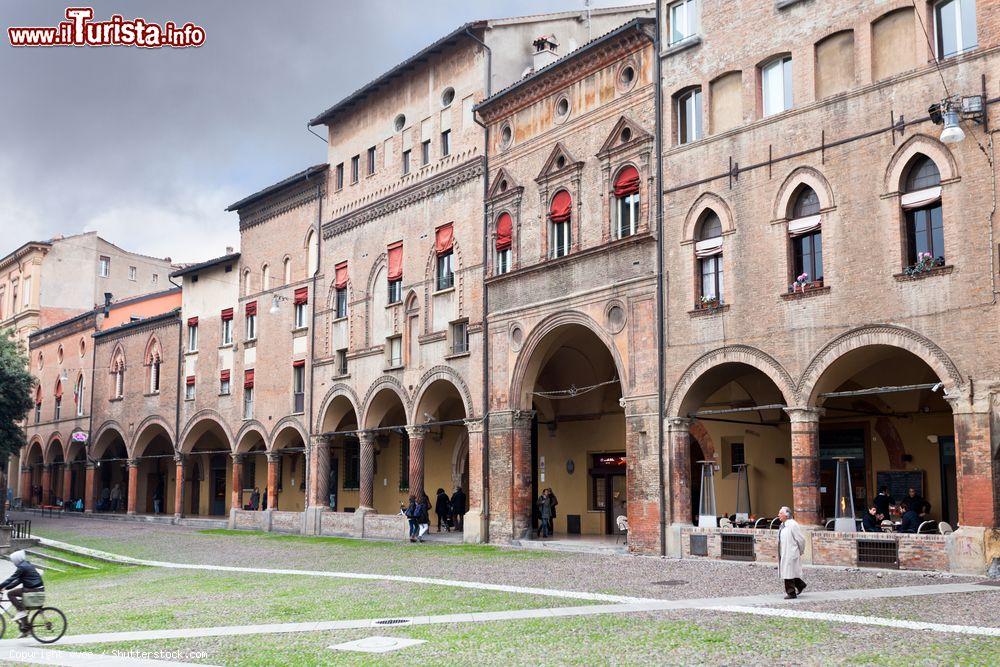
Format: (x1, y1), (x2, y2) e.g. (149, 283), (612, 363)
(110, 483), (122, 513)
(152, 483), (163, 514)
(435, 488), (451, 532)
(249, 487), (260, 510)
(450, 486), (466, 531)
(404, 495), (418, 542)
(777, 506), (807, 599)
(537, 489), (554, 538)
(417, 493), (431, 541)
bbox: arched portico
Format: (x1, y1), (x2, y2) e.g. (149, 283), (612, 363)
(412, 376), (471, 529)
(178, 414), (233, 517)
(361, 386), (409, 515)
(22, 439), (44, 507)
(90, 423), (128, 514)
(314, 391), (361, 513)
(131, 420), (175, 515)
(269, 420), (309, 512)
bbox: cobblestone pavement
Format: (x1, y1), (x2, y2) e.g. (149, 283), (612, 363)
(22, 514), (973, 601)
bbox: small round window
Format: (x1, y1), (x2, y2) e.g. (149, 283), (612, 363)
(37, 353), (43, 370)
(441, 87), (455, 107)
(620, 127), (632, 144)
(556, 155), (566, 170)
(556, 97), (569, 117)
(79, 338), (86, 357)
(617, 63), (638, 93)
(393, 114), (406, 132)
(57, 345), (64, 364)
(499, 179), (508, 192)
(499, 123), (513, 149)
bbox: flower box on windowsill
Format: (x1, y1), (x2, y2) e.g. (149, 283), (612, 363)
(781, 284), (831, 301)
(894, 264), (953, 282)
(689, 301), (729, 318)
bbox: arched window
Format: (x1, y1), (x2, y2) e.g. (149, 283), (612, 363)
(307, 230), (319, 276)
(283, 257), (292, 285)
(147, 345), (162, 394)
(111, 351), (126, 399)
(788, 186), (823, 289)
(548, 190), (572, 259)
(261, 264), (271, 291)
(695, 211), (724, 306)
(34, 386), (42, 424)
(902, 155), (944, 267)
(613, 166), (641, 239)
(74, 373), (85, 417)
(243, 270), (252, 297)
(495, 213), (513, 275)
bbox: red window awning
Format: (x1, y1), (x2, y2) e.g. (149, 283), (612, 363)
(293, 287), (308, 305)
(334, 262), (349, 289)
(220, 369), (231, 382)
(614, 166), (641, 197)
(549, 190), (572, 222)
(187, 316), (199, 327)
(244, 369), (254, 389)
(496, 213), (513, 251)
(221, 308), (234, 321)
(35, 387), (42, 406)
(186, 375), (195, 386)
(292, 359), (306, 368)
(435, 223), (454, 256)
(54, 381), (62, 399)
(245, 301), (257, 316)
(387, 241), (403, 281)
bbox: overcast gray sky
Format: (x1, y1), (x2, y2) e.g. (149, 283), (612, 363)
(1, 1), (635, 262)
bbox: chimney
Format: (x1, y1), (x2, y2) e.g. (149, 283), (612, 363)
(226, 246), (234, 255)
(532, 34), (559, 71)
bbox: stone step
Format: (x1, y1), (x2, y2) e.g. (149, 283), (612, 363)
(25, 548), (98, 570)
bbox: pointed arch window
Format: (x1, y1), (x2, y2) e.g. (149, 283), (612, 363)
(495, 213), (512, 275)
(549, 190), (572, 258)
(34, 386), (42, 424)
(74, 374), (85, 417)
(902, 155), (944, 267)
(53, 380), (62, 420)
(788, 186), (824, 288)
(613, 166), (641, 239)
(695, 211), (724, 306)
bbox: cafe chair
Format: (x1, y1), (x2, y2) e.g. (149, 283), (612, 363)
(616, 515), (629, 544)
(917, 521), (937, 534)
(719, 517), (733, 528)
(770, 517), (781, 530)
(824, 519), (836, 531)
(753, 517), (769, 529)
(880, 519), (895, 533)
(938, 521), (954, 535)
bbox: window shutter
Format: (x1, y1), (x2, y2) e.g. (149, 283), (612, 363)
(496, 213), (513, 251)
(245, 301), (257, 316)
(186, 375), (196, 386)
(187, 316), (199, 327)
(387, 241), (403, 281)
(244, 369), (255, 389)
(221, 308), (234, 321)
(334, 262), (349, 289)
(220, 369), (231, 382)
(613, 166), (641, 197)
(435, 223), (454, 256)
(292, 359), (306, 368)
(293, 287), (308, 305)
(549, 190), (572, 222)
(54, 381), (63, 399)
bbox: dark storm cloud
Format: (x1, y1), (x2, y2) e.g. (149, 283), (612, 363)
(0, 1), (631, 261)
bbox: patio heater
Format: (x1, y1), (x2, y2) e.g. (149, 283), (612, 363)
(697, 460), (717, 528)
(734, 463), (751, 523)
(833, 457), (856, 532)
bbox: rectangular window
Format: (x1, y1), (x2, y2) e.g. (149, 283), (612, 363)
(762, 56), (793, 116)
(907, 205), (945, 264)
(616, 194), (639, 239)
(293, 363), (305, 413)
(730, 442), (745, 474)
(669, 0), (699, 44)
(187, 323), (198, 352)
(128, 266), (137, 281)
(99, 256), (110, 278)
(335, 288), (348, 319)
(496, 248), (511, 275)
(677, 89), (703, 145)
(387, 336), (402, 367)
(152, 274), (158, 285)
(436, 251), (454, 291)
(550, 221), (570, 258)
(243, 386), (254, 419)
(246, 313), (256, 340)
(336, 348), (348, 375)
(294, 303), (308, 328)
(220, 376), (231, 396)
(222, 319), (232, 345)
(700, 255), (723, 301)
(367, 146), (377, 175)
(793, 231), (824, 282)
(935, 0), (977, 58)
(451, 320), (469, 355)
(402, 150), (411, 175)
(21, 277), (31, 308)
(335, 163), (344, 190)
(344, 438), (360, 489)
(421, 140), (431, 165)
(185, 377), (196, 400)
(388, 279), (402, 304)
(350, 155), (360, 184)
(441, 130), (451, 157)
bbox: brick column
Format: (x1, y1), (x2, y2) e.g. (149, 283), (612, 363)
(307, 435), (330, 508)
(668, 418), (693, 525)
(510, 410), (535, 540)
(266, 452), (279, 511)
(20, 467), (31, 507)
(62, 464), (73, 504)
(358, 431), (376, 511)
(465, 418), (485, 516)
(84, 464), (96, 513)
(406, 426), (426, 501)
(126, 459), (139, 515)
(785, 407), (823, 526)
(231, 455), (244, 511)
(173, 454), (185, 518)
(952, 408), (996, 528)
(40, 465), (52, 506)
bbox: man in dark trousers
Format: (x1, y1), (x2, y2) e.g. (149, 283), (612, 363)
(1, 550), (45, 637)
(450, 486), (467, 532)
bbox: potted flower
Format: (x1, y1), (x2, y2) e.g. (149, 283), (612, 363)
(904, 252), (945, 277)
(790, 273), (810, 293)
(698, 295), (721, 310)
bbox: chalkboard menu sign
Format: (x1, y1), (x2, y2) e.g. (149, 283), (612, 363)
(876, 470), (925, 502)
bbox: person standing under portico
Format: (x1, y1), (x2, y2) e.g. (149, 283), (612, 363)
(777, 506), (807, 599)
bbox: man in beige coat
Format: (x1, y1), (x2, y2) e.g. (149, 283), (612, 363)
(777, 506), (807, 599)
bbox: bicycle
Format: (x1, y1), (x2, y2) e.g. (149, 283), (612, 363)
(0, 591), (66, 643)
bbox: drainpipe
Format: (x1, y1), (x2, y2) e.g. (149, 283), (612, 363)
(466, 26), (492, 538)
(168, 276), (184, 460)
(305, 171), (323, 513)
(653, 1), (668, 557)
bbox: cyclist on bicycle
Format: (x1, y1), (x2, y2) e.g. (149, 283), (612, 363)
(1, 550), (44, 637)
